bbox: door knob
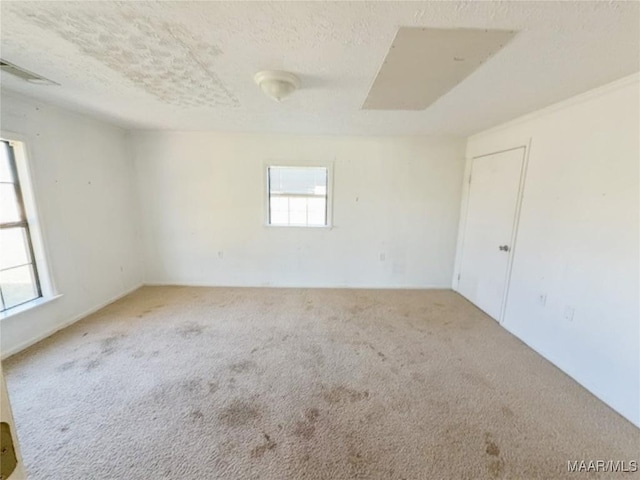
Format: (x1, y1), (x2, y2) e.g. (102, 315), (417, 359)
(499, 245), (510, 252)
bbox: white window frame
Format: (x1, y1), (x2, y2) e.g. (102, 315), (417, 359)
(263, 160), (334, 229)
(0, 131), (60, 319)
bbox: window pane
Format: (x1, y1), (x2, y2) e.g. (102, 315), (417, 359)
(0, 227), (30, 269)
(269, 167), (327, 195)
(0, 142), (14, 183)
(289, 197), (307, 225)
(1, 264), (38, 309)
(307, 197), (326, 226)
(270, 210), (288, 225)
(0, 184), (21, 223)
(270, 196), (288, 211)
(269, 196), (289, 225)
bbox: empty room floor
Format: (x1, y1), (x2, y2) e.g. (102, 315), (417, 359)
(4, 287), (638, 479)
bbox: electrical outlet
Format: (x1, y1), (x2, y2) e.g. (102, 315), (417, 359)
(563, 306), (574, 322)
(379, 253), (386, 262)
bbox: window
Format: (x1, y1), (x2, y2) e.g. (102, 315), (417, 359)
(0, 140), (42, 312)
(267, 166), (329, 227)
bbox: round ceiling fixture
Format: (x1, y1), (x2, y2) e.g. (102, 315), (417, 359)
(254, 70), (300, 102)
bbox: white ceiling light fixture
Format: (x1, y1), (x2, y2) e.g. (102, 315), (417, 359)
(254, 70), (300, 102)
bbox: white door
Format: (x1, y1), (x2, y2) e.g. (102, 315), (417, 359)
(458, 147), (525, 321)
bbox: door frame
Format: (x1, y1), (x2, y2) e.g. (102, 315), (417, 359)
(453, 139), (532, 324)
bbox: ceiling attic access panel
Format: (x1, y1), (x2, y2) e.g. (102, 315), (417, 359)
(362, 27), (516, 111)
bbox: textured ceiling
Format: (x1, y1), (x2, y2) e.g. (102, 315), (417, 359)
(1, 1), (638, 135)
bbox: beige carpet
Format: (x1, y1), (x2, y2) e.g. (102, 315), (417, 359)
(4, 286), (639, 479)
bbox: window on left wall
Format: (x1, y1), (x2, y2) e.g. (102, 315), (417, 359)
(0, 139), (42, 312)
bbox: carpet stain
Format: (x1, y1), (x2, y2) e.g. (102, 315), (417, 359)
(137, 304), (166, 318)
(294, 420), (315, 439)
(208, 381), (219, 394)
(229, 360), (257, 374)
(486, 440), (500, 456)
(189, 410), (204, 421)
(175, 322), (205, 337)
(219, 399), (261, 427)
(305, 408), (320, 422)
(484, 433), (504, 477)
(250, 432), (276, 458)
(293, 407), (321, 440)
(57, 360), (77, 372)
(348, 450), (364, 465)
(488, 458), (505, 477)
(181, 379), (202, 393)
(85, 359), (101, 371)
(321, 385), (369, 404)
(100, 335), (123, 355)
(149, 378), (205, 403)
(364, 342), (387, 361)
(347, 442), (371, 478)
(501, 405), (515, 418)
(348, 450), (365, 466)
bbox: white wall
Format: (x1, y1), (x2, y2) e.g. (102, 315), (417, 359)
(458, 74), (640, 426)
(132, 132), (465, 288)
(0, 91), (143, 358)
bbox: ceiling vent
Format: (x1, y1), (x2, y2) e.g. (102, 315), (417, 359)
(0, 59), (59, 85)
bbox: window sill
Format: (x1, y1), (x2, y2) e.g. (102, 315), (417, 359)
(0, 294), (63, 321)
(264, 224), (333, 229)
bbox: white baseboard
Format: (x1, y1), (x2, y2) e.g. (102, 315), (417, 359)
(143, 281), (452, 290)
(1, 283), (143, 360)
